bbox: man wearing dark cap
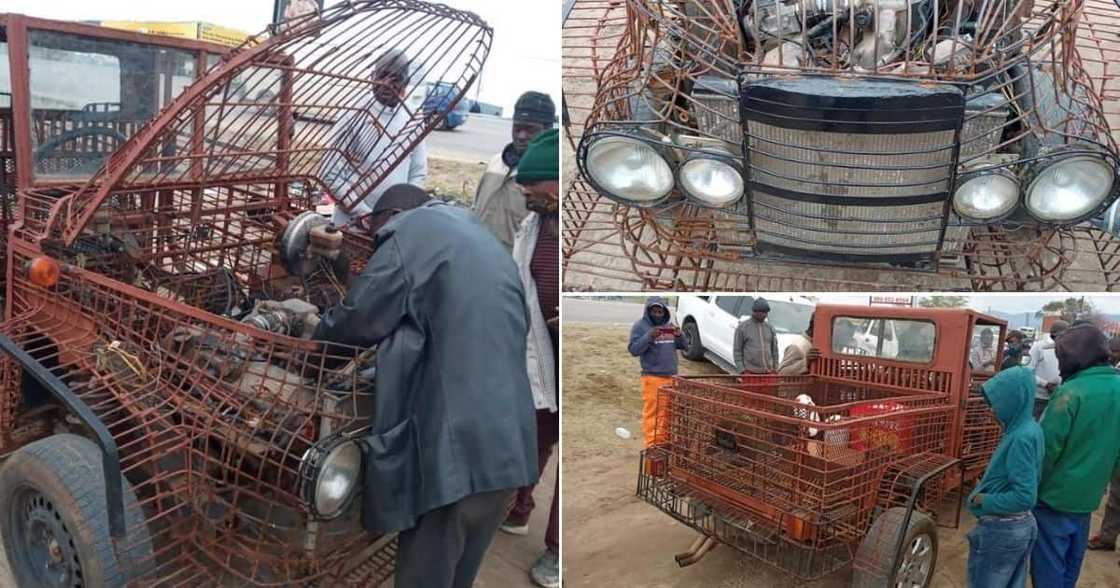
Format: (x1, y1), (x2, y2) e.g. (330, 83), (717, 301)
(1001, 330), (1027, 371)
(473, 91), (556, 249)
(1031, 324), (1120, 587)
(734, 298), (779, 374)
(501, 129), (560, 588)
(312, 184), (538, 588)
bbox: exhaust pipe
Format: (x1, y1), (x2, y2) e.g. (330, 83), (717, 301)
(674, 535), (717, 567)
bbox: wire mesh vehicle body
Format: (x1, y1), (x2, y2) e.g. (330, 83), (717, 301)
(563, 0), (1120, 291)
(638, 304), (1008, 584)
(0, 3), (490, 585)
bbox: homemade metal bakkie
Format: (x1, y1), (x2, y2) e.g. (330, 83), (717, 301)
(638, 304), (1007, 586)
(0, 3), (490, 586)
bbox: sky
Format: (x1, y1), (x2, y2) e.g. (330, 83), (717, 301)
(1, 0), (560, 117)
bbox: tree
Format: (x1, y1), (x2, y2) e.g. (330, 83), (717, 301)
(1039, 297), (1095, 322)
(1041, 300), (1066, 313)
(918, 296), (969, 308)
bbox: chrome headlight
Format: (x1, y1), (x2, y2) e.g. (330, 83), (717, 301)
(952, 168), (1019, 221)
(1025, 146), (1116, 223)
(583, 134), (674, 206)
(301, 438), (362, 519)
(678, 150), (744, 208)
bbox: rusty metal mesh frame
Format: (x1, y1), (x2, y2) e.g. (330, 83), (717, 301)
(562, 0), (1120, 291)
(24, 0), (491, 245)
(637, 374), (959, 579)
(0, 248), (395, 585)
(960, 378), (1003, 479)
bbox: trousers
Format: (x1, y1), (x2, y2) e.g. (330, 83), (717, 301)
(641, 375), (674, 447)
(1030, 503), (1091, 588)
(1096, 470), (1120, 544)
(509, 409), (560, 552)
(966, 513), (1037, 588)
(396, 488), (515, 588)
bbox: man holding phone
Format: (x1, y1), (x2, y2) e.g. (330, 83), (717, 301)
(628, 297), (688, 447)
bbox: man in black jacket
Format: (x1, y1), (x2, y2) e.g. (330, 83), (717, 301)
(313, 184), (538, 588)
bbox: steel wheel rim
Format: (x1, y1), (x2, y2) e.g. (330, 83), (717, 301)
(895, 532), (933, 588)
(10, 486), (83, 588)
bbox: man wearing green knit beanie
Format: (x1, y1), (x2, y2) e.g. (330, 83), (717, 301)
(515, 128), (559, 185)
(503, 127), (560, 588)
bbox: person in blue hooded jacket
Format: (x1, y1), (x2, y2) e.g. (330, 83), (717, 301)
(628, 297), (688, 447)
(965, 366), (1045, 588)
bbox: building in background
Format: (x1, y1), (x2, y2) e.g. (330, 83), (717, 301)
(94, 20), (252, 47)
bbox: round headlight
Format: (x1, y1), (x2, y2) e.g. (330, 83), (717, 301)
(303, 440), (362, 519)
(584, 135), (674, 205)
(678, 153), (744, 208)
(952, 169), (1019, 221)
(1025, 150), (1116, 223)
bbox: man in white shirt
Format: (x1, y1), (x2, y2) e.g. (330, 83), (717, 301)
(319, 49), (428, 228)
(1030, 320), (1069, 401)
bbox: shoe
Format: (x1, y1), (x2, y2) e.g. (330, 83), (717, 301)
(1087, 534), (1116, 551)
(500, 517), (530, 536)
(530, 550), (559, 588)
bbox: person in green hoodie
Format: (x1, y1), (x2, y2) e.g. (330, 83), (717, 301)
(1031, 324), (1120, 588)
(966, 366), (1044, 588)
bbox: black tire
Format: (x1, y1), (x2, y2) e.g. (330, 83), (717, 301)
(852, 507), (938, 588)
(681, 320), (705, 361)
(0, 433), (154, 587)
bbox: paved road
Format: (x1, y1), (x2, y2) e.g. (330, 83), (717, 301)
(562, 297), (651, 324)
(425, 114), (511, 163)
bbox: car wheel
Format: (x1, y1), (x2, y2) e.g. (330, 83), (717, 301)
(852, 507), (938, 588)
(0, 434), (154, 587)
(682, 320), (704, 361)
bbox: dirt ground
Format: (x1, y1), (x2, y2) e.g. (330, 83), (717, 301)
(427, 156), (485, 204)
(562, 322), (1120, 587)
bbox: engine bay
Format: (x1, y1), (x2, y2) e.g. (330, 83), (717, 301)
(737, 0), (1017, 73)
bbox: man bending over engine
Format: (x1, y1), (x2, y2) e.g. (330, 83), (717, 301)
(312, 184), (538, 588)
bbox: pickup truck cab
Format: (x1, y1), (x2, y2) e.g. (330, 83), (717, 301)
(677, 295), (814, 373)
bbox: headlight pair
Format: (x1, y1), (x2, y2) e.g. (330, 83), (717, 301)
(582, 133), (744, 208)
(953, 144), (1117, 224)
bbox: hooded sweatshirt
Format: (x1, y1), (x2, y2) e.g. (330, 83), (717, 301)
(1037, 363), (1120, 513)
(628, 297), (687, 376)
(967, 367), (1044, 517)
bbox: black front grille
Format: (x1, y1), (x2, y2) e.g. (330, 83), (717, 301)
(741, 76), (966, 265)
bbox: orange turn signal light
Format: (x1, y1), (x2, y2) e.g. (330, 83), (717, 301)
(28, 256), (60, 288)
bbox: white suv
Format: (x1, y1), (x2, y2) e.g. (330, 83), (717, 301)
(677, 295), (815, 374)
